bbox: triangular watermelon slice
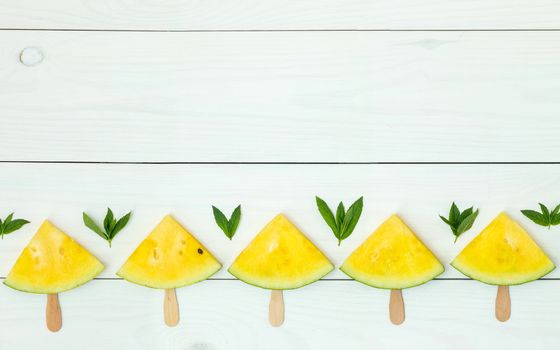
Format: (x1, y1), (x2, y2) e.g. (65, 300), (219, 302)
(229, 214), (333, 290)
(341, 215), (444, 289)
(452, 212), (555, 285)
(5, 220), (104, 294)
(117, 215), (221, 289)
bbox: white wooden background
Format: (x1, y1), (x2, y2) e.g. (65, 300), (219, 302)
(1, 1), (560, 349)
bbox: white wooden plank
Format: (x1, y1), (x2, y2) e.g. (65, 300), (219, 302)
(1, 31), (560, 162)
(0, 278), (558, 349)
(0, 163), (558, 279)
(0, 0), (559, 30)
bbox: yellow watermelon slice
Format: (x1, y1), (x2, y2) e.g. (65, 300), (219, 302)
(451, 212), (555, 285)
(229, 214), (333, 290)
(4, 220), (104, 294)
(117, 215), (221, 289)
(340, 215), (444, 289)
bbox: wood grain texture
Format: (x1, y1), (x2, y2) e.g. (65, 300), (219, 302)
(496, 285), (511, 322)
(0, 279), (558, 349)
(0, 0), (559, 30)
(164, 289), (179, 327)
(268, 290), (284, 327)
(1, 31), (560, 162)
(1, 5), (559, 346)
(389, 289), (405, 325)
(46, 293), (62, 332)
(0, 163), (558, 279)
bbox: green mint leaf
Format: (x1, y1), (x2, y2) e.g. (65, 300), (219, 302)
(227, 205), (242, 240)
(339, 208), (354, 238)
(551, 206), (560, 226)
(212, 205), (241, 240)
(440, 215), (458, 234)
(439, 215), (452, 227)
(521, 209), (548, 226)
(4, 213), (14, 224)
(0, 213), (29, 239)
(104, 208), (114, 234)
(551, 204), (560, 218)
(440, 203), (479, 242)
(335, 202), (345, 230)
(539, 203), (551, 226)
(449, 202), (460, 226)
(83, 212), (109, 240)
(111, 211), (132, 239)
(84, 209), (131, 247)
(2, 219), (30, 234)
(456, 209), (479, 236)
(457, 207), (473, 224)
(340, 196), (363, 241)
(212, 206), (230, 237)
(316, 196), (364, 245)
(111, 218), (118, 234)
(315, 196), (339, 237)
(551, 214), (560, 226)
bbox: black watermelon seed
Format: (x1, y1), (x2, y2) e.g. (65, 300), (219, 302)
(197, 248), (203, 254)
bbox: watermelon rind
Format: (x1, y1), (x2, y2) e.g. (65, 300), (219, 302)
(228, 263), (333, 290)
(117, 262), (222, 290)
(340, 262), (444, 290)
(450, 259), (555, 286)
(4, 262), (104, 294)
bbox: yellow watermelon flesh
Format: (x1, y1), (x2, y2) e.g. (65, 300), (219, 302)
(4, 220), (104, 294)
(340, 215), (444, 289)
(117, 215), (221, 289)
(451, 212), (555, 285)
(228, 214), (333, 290)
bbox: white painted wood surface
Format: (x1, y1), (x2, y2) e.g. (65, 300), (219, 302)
(0, 279), (559, 350)
(0, 278), (557, 350)
(1, 31), (560, 162)
(1, 1), (560, 348)
(0, 163), (559, 348)
(0, 0), (559, 30)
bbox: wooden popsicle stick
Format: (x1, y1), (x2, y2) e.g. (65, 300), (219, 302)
(269, 290), (284, 327)
(164, 288), (180, 327)
(389, 289), (405, 325)
(495, 285), (511, 322)
(46, 293), (62, 332)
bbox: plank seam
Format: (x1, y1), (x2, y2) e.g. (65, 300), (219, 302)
(1, 28), (560, 32)
(0, 161), (559, 165)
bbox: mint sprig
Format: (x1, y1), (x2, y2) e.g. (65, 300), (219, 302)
(212, 205), (241, 240)
(83, 208), (131, 247)
(521, 203), (560, 229)
(315, 196), (363, 246)
(0, 213), (30, 239)
(439, 202), (479, 243)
